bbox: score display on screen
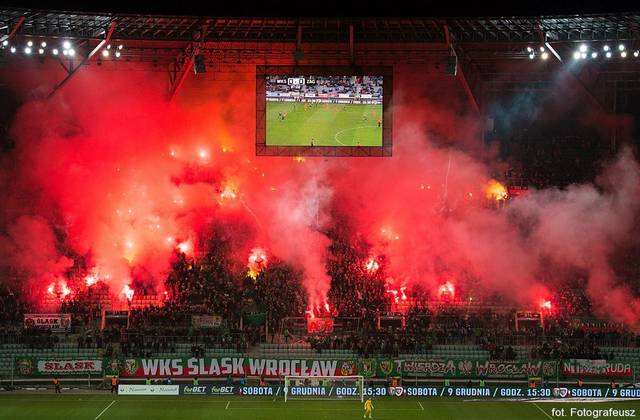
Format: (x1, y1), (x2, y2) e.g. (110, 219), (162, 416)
(256, 66), (392, 157)
(265, 75), (383, 147)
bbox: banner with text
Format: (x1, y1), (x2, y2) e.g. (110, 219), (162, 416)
(562, 359), (633, 378)
(191, 315), (222, 329)
(23, 314), (71, 332)
(15, 358), (103, 376)
(401, 359), (558, 379)
(108, 357), (364, 378)
(118, 384), (179, 395)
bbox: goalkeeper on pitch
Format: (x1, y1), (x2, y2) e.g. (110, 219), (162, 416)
(363, 397), (374, 418)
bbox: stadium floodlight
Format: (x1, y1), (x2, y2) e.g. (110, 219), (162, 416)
(2, 40), (8, 47)
(106, 44), (111, 50)
(591, 52), (598, 58)
(115, 51), (121, 58)
(541, 52), (549, 60)
(68, 49), (75, 57)
(581, 52), (587, 59)
(635, 51), (640, 58)
(38, 48), (44, 54)
(619, 44), (625, 51)
(283, 375), (364, 403)
(603, 45), (610, 51)
(62, 49), (68, 56)
(605, 51), (612, 58)
(539, 46), (545, 52)
(52, 48), (59, 55)
(10, 46), (16, 53)
(118, 44), (123, 50)
(40, 41), (46, 48)
(24, 47), (32, 54)
(579, 44), (587, 53)
(573, 51), (581, 60)
(26, 40), (33, 47)
(102, 49), (109, 57)
(528, 53), (535, 59)
(63, 40), (71, 49)
(621, 51), (628, 58)
(526, 46), (533, 52)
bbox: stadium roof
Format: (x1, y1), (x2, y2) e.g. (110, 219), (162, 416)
(1, 8), (639, 43)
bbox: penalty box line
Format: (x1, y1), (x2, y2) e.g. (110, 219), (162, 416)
(533, 402), (555, 420)
(94, 400), (116, 420)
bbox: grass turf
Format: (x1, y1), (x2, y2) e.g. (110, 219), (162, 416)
(266, 102), (383, 147)
(1, 394), (639, 420)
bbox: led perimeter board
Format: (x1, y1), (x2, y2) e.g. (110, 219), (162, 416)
(256, 66), (392, 157)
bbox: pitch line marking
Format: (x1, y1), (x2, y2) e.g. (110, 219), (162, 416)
(419, 402), (424, 410)
(94, 400), (116, 420)
(533, 402), (554, 420)
(333, 125), (378, 146)
(226, 401), (230, 410)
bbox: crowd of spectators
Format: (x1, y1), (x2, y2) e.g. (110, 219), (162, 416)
(266, 75), (383, 99)
(118, 303), (247, 357)
(531, 340), (606, 360)
(0, 238), (639, 361)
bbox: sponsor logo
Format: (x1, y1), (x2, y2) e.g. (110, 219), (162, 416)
(118, 385), (179, 395)
(210, 386), (234, 395)
(379, 361), (393, 376)
(124, 359), (138, 375)
(16, 359), (33, 375)
(542, 361), (556, 377)
(340, 361), (355, 376)
(553, 387), (569, 398)
(183, 386), (208, 394)
(390, 386), (404, 396)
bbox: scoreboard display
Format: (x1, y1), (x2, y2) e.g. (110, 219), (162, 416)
(256, 66), (393, 157)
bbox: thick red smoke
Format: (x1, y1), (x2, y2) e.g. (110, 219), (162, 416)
(0, 60), (639, 326)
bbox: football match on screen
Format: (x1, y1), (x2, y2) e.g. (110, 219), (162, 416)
(265, 75), (383, 147)
(1, 2), (640, 420)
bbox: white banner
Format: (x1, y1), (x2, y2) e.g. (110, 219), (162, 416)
(24, 314), (71, 331)
(191, 315), (222, 329)
(118, 384), (180, 395)
(37, 359), (102, 375)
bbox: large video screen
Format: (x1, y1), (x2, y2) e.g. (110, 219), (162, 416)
(256, 66), (392, 157)
(266, 75), (383, 147)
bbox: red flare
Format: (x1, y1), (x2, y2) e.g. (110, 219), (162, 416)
(84, 274), (97, 287)
(122, 284), (134, 301)
(60, 281), (71, 299)
(365, 257), (380, 273)
(438, 281), (455, 300)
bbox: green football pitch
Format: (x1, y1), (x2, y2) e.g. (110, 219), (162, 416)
(1, 394), (639, 420)
(266, 102), (383, 147)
